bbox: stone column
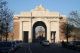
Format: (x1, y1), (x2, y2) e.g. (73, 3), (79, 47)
(28, 19), (32, 43)
(19, 21), (23, 40)
(46, 21), (51, 42)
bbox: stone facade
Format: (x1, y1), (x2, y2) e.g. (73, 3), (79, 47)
(13, 5), (66, 43)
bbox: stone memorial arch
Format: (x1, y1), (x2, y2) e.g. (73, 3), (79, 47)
(13, 5), (66, 43)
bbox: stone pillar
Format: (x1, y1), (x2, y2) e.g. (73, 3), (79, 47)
(19, 21), (23, 40)
(55, 21), (60, 43)
(47, 21), (51, 42)
(28, 20), (32, 43)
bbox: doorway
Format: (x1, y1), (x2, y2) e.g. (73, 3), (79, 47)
(23, 31), (29, 42)
(51, 31), (56, 43)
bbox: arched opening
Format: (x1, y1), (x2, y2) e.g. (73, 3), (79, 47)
(32, 21), (47, 42)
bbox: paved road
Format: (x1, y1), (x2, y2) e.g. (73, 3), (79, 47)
(9, 43), (80, 53)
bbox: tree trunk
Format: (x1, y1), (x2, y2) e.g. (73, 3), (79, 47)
(5, 33), (8, 41)
(66, 35), (68, 43)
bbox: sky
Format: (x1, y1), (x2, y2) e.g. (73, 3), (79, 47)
(6, 0), (80, 15)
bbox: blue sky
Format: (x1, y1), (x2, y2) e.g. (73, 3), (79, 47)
(6, 0), (80, 15)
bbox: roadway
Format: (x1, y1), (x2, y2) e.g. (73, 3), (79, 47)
(9, 43), (80, 53)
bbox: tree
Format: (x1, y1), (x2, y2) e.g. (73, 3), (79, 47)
(68, 11), (80, 27)
(65, 23), (74, 43)
(59, 18), (74, 42)
(0, 0), (13, 41)
(67, 10), (80, 41)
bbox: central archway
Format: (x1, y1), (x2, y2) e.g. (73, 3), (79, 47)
(32, 21), (47, 42)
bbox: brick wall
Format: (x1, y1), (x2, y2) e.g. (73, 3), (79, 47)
(13, 17), (20, 40)
(59, 18), (66, 41)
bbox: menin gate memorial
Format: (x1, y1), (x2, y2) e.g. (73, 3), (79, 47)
(13, 5), (66, 43)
